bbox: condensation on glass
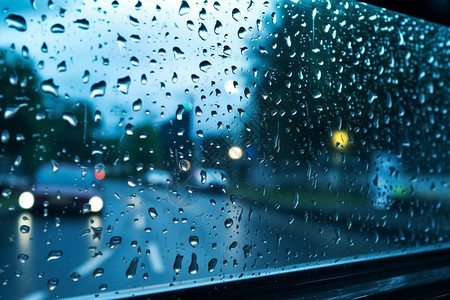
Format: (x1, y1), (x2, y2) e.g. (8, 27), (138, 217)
(0, 0), (449, 298)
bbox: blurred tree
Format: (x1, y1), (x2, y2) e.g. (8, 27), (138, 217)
(251, 1), (449, 175)
(0, 49), (98, 175)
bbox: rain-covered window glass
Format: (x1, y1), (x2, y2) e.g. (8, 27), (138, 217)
(0, 0), (449, 298)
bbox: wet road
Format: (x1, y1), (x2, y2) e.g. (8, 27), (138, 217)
(0, 181), (448, 299)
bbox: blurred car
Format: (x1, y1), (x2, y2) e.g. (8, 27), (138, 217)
(18, 164), (104, 213)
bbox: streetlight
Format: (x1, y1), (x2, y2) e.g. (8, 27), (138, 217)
(331, 130), (350, 150)
(228, 146), (243, 160)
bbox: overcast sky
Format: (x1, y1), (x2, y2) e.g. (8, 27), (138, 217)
(1, 0), (275, 137)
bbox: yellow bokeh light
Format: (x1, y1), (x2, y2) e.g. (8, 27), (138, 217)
(331, 130), (350, 150)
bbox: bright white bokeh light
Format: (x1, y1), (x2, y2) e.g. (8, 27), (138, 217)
(228, 146), (243, 160)
(19, 192), (34, 209)
(89, 196), (103, 212)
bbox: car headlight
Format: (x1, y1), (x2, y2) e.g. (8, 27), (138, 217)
(19, 192), (35, 209)
(89, 196), (103, 212)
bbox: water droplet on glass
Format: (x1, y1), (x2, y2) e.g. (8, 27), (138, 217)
(116, 33), (127, 50)
(18, 254), (29, 263)
(22, 46), (29, 58)
(176, 105), (185, 120)
(191, 74), (200, 82)
(293, 190), (299, 209)
(237, 27), (247, 39)
(148, 207), (158, 219)
(30, 0), (37, 10)
(123, 152), (130, 162)
(208, 258), (218, 272)
(62, 112), (77, 127)
(2, 188), (11, 198)
(46, 250), (63, 261)
(50, 23), (65, 33)
(373, 231), (379, 244)
(199, 60), (212, 72)
(16, 134), (25, 142)
(173, 47), (185, 60)
(229, 241), (237, 251)
(47, 278), (58, 291)
(94, 110), (102, 122)
(41, 79), (59, 97)
(189, 236), (199, 248)
(232, 8), (241, 21)
(179, 160), (190, 171)
(93, 268), (104, 277)
(244, 87), (251, 98)
(398, 104), (405, 117)
(199, 7), (207, 19)
(312, 91), (322, 99)
(178, 0), (190, 16)
(5, 14), (27, 32)
(125, 123), (134, 135)
(224, 218), (233, 229)
(130, 56), (139, 66)
(198, 23), (208, 41)
(159, 49), (167, 56)
(82, 70), (90, 83)
(214, 21), (223, 34)
(127, 176), (136, 187)
(57, 60), (66, 72)
(117, 76), (131, 94)
(41, 42), (48, 53)
(99, 284), (107, 291)
(172, 72), (178, 83)
(347, 218), (352, 230)
(9, 71), (18, 86)
(91, 226), (102, 240)
(51, 159), (60, 173)
(200, 170), (207, 184)
(90, 81), (106, 98)
(109, 236), (122, 248)
(70, 272), (81, 281)
(243, 245), (252, 258)
(173, 254), (183, 272)
(4, 104), (23, 120)
(188, 253), (198, 274)
(35, 113), (45, 121)
(288, 215), (295, 224)
(133, 99), (142, 111)
(19, 225), (30, 234)
(74, 18), (89, 30)
(140, 74), (147, 84)
(14, 155), (22, 167)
